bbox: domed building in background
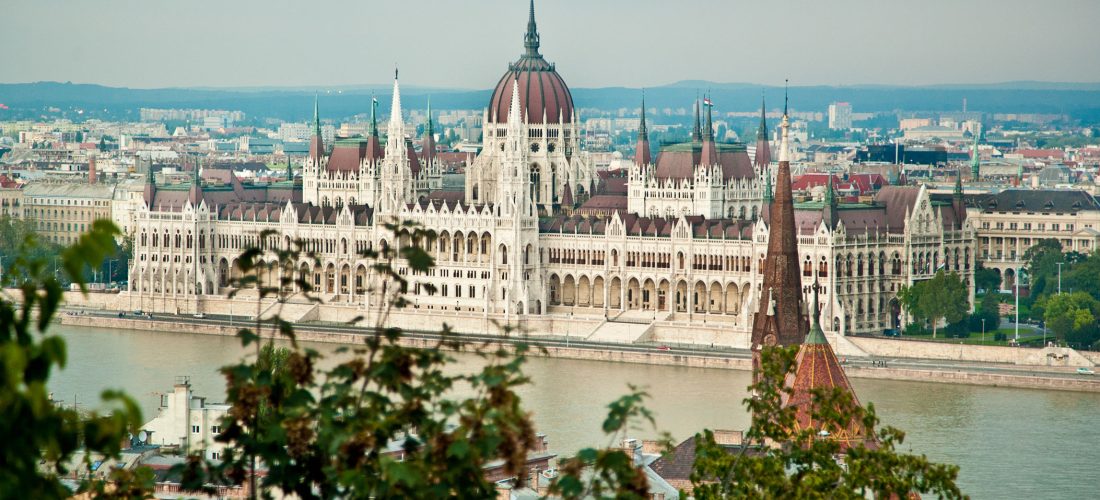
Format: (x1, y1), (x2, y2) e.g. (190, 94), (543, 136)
(466, 0), (596, 216)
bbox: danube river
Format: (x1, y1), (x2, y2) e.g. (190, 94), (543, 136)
(51, 325), (1099, 499)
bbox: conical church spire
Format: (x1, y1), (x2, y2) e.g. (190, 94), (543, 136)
(370, 93), (379, 138)
(752, 95), (809, 380)
(309, 95), (324, 163)
(635, 92), (651, 167)
(822, 173), (838, 230)
(700, 94), (718, 165)
(523, 0), (541, 57)
(313, 94), (321, 137)
(691, 98), (702, 142)
(422, 97), (436, 166)
(754, 92), (772, 170)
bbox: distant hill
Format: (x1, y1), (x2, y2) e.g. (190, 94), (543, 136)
(1, 80), (1099, 123)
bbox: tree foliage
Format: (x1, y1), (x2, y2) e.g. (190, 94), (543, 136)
(1035, 292), (1100, 348)
(178, 222), (541, 498)
(973, 263), (1001, 293)
(0, 217), (966, 498)
(899, 271), (969, 338)
(689, 347), (964, 499)
(0, 220), (151, 496)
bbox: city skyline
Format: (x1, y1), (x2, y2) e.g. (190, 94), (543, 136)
(3, 0), (1099, 90)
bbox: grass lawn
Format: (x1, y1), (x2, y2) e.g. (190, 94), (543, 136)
(898, 328), (1048, 347)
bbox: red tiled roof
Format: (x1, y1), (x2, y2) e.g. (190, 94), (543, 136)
(781, 332), (873, 452)
(1015, 148), (1064, 159)
(654, 149), (754, 181)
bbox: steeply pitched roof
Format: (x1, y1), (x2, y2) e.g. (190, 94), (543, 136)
(653, 143), (755, 181)
(781, 298), (873, 452)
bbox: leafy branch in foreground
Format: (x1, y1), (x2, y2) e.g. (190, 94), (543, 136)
(690, 346), (964, 499)
(0, 219), (152, 497)
(179, 220), (541, 498)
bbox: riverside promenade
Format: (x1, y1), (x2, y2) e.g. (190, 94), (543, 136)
(59, 307), (1100, 394)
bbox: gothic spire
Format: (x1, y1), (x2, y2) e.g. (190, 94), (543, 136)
(523, 0), (541, 57)
(751, 97), (809, 379)
(309, 95), (324, 163)
(704, 93), (714, 141)
(757, 92), (768, 141)
(691, 98), (702, 142)
(822, 173), (838, 230)
(370, 93), (379, 137)
(754, 92), (772, 170)
(313, 93), (321, 137)
(425, 96), (434, 137)
(389, 70), (403, 133)
(783, 79), (789, 117)
(635, 92), (651, 167)
(422, 96), (436, 166)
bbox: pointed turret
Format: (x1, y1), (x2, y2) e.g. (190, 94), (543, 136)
(754, 93), (772, 169)
(386, 69), (405, 153)
(751, 99), (809, 381)
(422, 97), (436, 167)
(691, 98), (702, 143)
(635, 93), (651, 167)
(700, 95), (718, 165)
(822, 174), (838, 230)
(308, 95), (324, 164)
(523, 0), (540, 57)
(365, 93), (384, 163)
(781, 281), (873, 452)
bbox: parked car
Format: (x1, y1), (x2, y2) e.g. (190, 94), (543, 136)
(1076, 367), (1096, 375)
(655, 345), (671, 351)
(192, 313), (206, 319)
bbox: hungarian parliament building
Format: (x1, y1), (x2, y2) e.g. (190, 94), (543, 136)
(128, 3), (976, 338)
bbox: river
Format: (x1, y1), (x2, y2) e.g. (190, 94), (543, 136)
(50, 324), (1099, 499)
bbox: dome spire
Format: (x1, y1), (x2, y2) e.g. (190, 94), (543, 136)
(524, 0), (541, 57)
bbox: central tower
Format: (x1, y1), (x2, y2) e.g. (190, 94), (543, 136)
(465, 0), (595, 216)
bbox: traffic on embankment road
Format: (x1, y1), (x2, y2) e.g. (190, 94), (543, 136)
(59, 308), (1100, 393)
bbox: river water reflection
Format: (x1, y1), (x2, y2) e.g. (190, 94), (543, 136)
(51, 325), (1100, 499)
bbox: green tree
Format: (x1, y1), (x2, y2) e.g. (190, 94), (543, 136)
(0, 220), (151, 496)
(969, 293), (1001, 335)
(1036, 292), (1100, 347)
(689, 347), (962, 498)
(1023, 239), (1065, 298)
(179, 224), (542, 498)
(899, 271), (969, 338)
(1064, 251), (1100, 300)
(973, 263), (1002, 293)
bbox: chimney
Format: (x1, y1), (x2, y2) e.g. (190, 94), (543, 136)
(88, 156), (97, 184)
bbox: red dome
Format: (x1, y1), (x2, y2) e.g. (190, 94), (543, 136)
(487, 1), (573, 125)
(489, 58), (574, 125)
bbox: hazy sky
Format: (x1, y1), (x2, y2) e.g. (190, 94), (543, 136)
(3, 0), (1098, 89)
